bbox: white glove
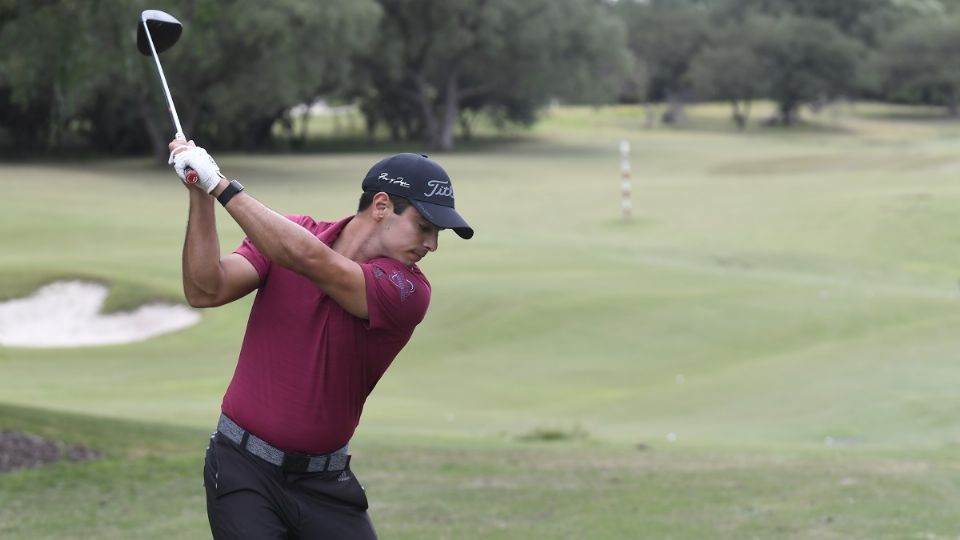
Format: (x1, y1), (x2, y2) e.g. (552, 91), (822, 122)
(169, 146), (222, 193)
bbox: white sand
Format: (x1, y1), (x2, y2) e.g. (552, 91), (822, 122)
(0, 281), (200, 348)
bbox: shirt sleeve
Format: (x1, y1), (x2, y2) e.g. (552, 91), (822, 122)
(234, 236), (270, 280)
(362, 258), (431, 332)
(233, 214), (311, 281)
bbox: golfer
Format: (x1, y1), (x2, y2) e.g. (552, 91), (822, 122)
(169, 139), (473, 539)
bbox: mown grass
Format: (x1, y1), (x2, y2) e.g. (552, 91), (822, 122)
(4, 102), (960, 538)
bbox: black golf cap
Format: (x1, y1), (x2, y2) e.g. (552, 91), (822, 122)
(362, 153), (474, 239)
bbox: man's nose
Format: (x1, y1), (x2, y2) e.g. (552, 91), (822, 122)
(425, 230), (439, 252)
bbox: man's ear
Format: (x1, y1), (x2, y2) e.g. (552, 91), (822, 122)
(373, 192), (392, 219)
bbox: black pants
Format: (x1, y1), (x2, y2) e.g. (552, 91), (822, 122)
(203, 432), (377, 539)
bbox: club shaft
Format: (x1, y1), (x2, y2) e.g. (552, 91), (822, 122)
(141, 18), (185, 139)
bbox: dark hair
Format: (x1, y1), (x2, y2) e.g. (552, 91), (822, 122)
(357, 190), (411, 214)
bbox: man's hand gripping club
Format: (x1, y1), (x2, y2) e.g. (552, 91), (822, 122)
(169, 139), (224, 193)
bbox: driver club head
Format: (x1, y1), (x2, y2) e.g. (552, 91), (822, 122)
(137, 10), (183, 55)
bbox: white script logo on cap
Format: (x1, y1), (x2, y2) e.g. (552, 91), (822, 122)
(378, 172), (410, 188)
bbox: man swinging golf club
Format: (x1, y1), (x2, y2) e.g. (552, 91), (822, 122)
(139, 9), (472, 537)
(169, 137), (472, 539)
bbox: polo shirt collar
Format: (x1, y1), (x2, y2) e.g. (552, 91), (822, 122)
(317, 215), (355, 246)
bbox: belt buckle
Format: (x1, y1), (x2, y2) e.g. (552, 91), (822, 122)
(280, 451), (314, 473)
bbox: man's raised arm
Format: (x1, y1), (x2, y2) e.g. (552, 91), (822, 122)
(180, 163), (260, 308)
(169, 139), (368, 318)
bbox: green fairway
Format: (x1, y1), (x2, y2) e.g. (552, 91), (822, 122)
(3, 103), (960, 538)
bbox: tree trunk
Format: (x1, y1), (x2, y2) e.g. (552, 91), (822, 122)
(434, 75), (459, 151)
(778, 100), (797, 125)
(47, 81), (64, 151)
(388, 119), (402, 142)
(414, 71), (461, 151)
(661, 92), (686, 125)
(414, 76), (440, 148)
(731, 100), (751, 131)
(297, 110), (310, 148)
(644, 103), (656, 129)
(249, 117), (276, 149)
(364, 114), (378, 143)
(459, 113), (472, 141)
(139, 101), (168, 163)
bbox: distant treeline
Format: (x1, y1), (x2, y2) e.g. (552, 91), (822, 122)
(2, 0), (960, 156)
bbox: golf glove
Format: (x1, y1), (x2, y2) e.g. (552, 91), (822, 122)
(170, 146), (222, 193)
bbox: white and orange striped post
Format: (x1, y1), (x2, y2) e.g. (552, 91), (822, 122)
(620, 140), (632, 222)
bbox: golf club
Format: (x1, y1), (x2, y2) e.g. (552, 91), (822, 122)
(137, 9), (198, 184)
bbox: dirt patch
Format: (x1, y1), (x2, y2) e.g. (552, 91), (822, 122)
(0, 430), (103, 473)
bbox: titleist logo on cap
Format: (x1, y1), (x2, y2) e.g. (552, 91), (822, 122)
(425, 179), (453, 198)
(377, 172), (410, 188)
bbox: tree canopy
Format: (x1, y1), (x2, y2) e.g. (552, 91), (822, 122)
(872, 15), (960, 114)
(353, 0), (627, 150)
(0, 0), (378, 157)
(5, 0), (960, 154)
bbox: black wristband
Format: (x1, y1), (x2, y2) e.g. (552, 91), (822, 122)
(217, 179), (245, 207)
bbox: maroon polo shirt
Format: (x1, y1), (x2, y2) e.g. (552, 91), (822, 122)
(221, 215), (431, 454)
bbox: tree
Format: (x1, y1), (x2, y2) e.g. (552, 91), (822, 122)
(126, 0), (378, 157)
(615, 0), (711, 123)
(354, 0), (628, 151)
(689, 22), (768, 130)
(0, 0), (109, 152)
(186, 0), (378, 151)
(711, 0), (938, 47)
(0, 0), (379, 157)
(690, 12), (863, 130)
(872, 15), (960, 115)
(748, 15), (862, 125)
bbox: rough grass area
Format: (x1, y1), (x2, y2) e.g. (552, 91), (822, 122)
(1, 404), (959, 539)
(0, 404), (208, 460)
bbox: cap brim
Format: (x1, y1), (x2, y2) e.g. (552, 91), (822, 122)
(411, 201), (474, 239)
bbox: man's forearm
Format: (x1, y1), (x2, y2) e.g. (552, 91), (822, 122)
(210, 181), (332, 276)
(182, 189), (224, 302)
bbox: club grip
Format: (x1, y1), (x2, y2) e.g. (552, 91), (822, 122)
(185, 167), (199, 184)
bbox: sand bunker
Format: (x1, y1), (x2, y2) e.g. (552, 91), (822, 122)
(0, 281), (200, 348)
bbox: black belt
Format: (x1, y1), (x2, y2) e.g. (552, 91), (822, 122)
(216, 414), (350, 473)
